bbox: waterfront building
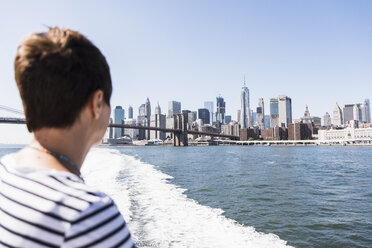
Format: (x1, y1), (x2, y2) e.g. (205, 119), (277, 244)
(278, 95), (292, 127)
(323, 112), (332, 127)
(332, 103), (343, 127)
(221, 121), (239, 136)
(261, 126), (288, 140)
(128, 105), (133, 119)
(198, 108), (210, 125)
(168, 101), (181, 116)
(216, 96), (226, 124)
(114, 106), (125, 138)
(240, 128), (259, 141)
(318, 127), (372, 141)
(288, 123), (313, 140)
(256, 98), (265, 130)
(150, 114), (166, 140)
(270, 98), (279, 128)
(204, 101), (214, 124)
(124, 118), (138, 139)
(240, 82), (250, 128)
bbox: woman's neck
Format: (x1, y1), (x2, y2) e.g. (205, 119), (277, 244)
(15, 126), (92, 174)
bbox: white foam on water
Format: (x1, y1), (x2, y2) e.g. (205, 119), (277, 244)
(82, 148), (132, 222)
(82, 148), (293, 248)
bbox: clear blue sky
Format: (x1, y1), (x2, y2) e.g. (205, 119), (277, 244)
(0, 0), (371, 125)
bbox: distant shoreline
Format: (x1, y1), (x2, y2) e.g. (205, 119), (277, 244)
(99, 142), (372, 147)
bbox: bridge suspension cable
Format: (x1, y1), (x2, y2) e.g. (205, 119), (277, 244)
(0, 105), (24, 116)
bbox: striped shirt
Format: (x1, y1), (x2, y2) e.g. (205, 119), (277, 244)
(0, 154), (136, 248)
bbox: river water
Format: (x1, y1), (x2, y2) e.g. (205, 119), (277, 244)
(1, 145), (371, 247)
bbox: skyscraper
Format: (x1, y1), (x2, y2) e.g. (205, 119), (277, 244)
(145, 98), (151, 139)
(278, 95), (292, 127)
(364, 99), (371, 123)
(256, 98), (265, 130)
(150, 113), (166, 140)
(323, 112), (332, 127)
(264, 115), (270, 129)
(332, 103), (343, 126)
(128, 105), (133, 119)
(353, 104), (360, 122)
(114, 106), (125, 138)
(187, 111), (197, 126)
(204, 101), (214, 124)
(198, 108), (210, 125)
(168, 101), (181, 116)
(138, 104), (146, 117)
(137, 104), (147, 140)
(343, 104), (355, 123)
(270, 98), (279, 128)
(155, 102), (161, 115)
(145, 98), (151, 120)
(216, 96), (226, 124)
(225, 115), (232, 124)
(240, 82), (250, 128)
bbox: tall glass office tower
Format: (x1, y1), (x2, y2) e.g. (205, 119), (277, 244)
(204, 101), (214, 124)
(240, 83), (250, 128)
(278, 95), (292, 127)
(114, 106), (125, 138)
(216, 96), (226, 124)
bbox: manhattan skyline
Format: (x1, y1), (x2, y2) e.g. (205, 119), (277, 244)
(0, 1), (371, 131)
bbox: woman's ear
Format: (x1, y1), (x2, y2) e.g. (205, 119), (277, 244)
(91, 89), (104, 120)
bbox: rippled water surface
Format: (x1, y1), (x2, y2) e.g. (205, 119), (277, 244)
(115, 146), (372, 248)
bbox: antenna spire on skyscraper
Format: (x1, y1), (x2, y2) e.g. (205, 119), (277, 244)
(243, 75), (246, 87)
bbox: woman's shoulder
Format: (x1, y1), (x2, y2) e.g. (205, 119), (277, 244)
(0, 154), (135, 248)
(0, 153), (115, 217)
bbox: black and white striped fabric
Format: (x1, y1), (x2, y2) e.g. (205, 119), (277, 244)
(0, 154), (136, 248)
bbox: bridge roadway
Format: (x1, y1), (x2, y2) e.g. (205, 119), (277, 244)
(0, 118), (240, 144)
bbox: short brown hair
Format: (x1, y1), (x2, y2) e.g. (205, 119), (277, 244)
(14, 27), (112, 132)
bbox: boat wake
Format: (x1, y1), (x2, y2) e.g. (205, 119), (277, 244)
(82, 148), (292, 248)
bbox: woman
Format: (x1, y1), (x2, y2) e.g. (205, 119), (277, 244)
(0, 27), (136, 248)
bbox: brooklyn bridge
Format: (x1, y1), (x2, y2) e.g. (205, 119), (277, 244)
(0, 105), (239, 146)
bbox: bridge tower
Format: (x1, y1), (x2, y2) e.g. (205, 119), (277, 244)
(173, 113), (188, 146)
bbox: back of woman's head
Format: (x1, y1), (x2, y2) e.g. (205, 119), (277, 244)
(14, 27), (112, 132)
